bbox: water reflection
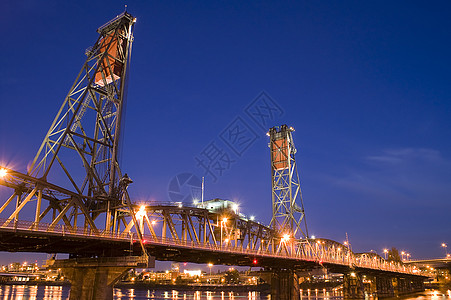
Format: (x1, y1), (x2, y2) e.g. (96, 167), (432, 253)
(114, 289), (270, 300)
(0, 285), (69, 300)
(113, 288), (270, 299)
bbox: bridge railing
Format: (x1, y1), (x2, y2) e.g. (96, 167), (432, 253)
(0, 217), (420, 275)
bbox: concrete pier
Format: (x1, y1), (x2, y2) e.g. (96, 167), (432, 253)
(343, 272), (364, 299)
(51, 255), (154, 300)
(270, 269), (300, 300)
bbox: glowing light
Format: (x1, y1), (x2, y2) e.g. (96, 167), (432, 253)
(151, 220), (156, 225)
(222, 217), (228, 223)
(193, 200), (199, 205)
(281, 234), (290, 242)
(383, 249), (388, 253)
(232, 204), (239, 213)
(253, 259), (258, 264)
(311, 235), (316, 239)
(350, 272), (356, 277)
(0, 168), (7, 178)
(136, 205), (146, 218)
(208, 263), (213, 267)
(184, 269), (202, 277)
(250, 216), (255, 221)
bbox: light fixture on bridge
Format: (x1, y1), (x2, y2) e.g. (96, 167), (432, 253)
(281, 234), (290, 243)
(136, 205), (146, 219)
(0, 168), (7, 178)
(232, 204), (239, 213)
(250, 216), (255, 221)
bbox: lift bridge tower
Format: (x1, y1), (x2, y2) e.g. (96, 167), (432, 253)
(0, 12), (140, 241)
(268, 125), (308, 240)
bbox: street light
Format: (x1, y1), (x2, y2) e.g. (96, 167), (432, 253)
(442, 243), (448, 257)
(221, 218), (228, 247)
(136, 205), (146, 233)
(383, 249), (388, 260)
(0, 168), (7, 178)
(208, 263), (213, 276)
(281, 234), (290, 243)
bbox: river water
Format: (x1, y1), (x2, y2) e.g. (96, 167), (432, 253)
(0, 285), (450, 299)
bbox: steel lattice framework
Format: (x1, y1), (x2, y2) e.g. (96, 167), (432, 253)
(0, 12), (143, 249)
(268, 125), (308, 240)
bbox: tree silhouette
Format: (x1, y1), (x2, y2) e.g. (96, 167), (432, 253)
(387, 247), (402, 263)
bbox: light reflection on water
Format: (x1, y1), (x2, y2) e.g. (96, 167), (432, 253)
(0, 285), (69, 300)
(113, 288), (268, 299)
(1, 286), (450, 300)
(0, 285), (268, 299)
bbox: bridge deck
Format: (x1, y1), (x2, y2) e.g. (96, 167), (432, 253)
(0, 218), (422, 277)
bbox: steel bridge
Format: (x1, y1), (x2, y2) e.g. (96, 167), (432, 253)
(0, 200), (419, 276)
(0, 11), (426, 300)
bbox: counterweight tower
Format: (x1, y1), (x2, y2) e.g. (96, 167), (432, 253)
(0, 12), (138, 239)
(268, 125), (308, 239)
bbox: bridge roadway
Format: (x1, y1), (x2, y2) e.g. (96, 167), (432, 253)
(0, 215), (419, 277)
(406, 258), (451, 270)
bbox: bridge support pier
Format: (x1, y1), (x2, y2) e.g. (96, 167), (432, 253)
(375, 276), (394, 298)
(394, 277), (424, 296)
(270, 269), (300, 300)
(51, 255), (154, 300)
(343, 272), (364, 299)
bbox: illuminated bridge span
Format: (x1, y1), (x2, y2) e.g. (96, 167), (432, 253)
(0, 201), (417, 275)
(0, 11), (425, 300)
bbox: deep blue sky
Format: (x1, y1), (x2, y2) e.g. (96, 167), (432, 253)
(1, 1), (451, 266)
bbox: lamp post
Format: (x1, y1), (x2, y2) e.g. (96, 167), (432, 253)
(442, 243), (448, 257)
(383, 249), (388, 260)
(208, 263), (213, 276)
(221, 218), (227, 248)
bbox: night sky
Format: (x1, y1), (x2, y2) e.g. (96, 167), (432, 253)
(1, 1), (451, 267)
